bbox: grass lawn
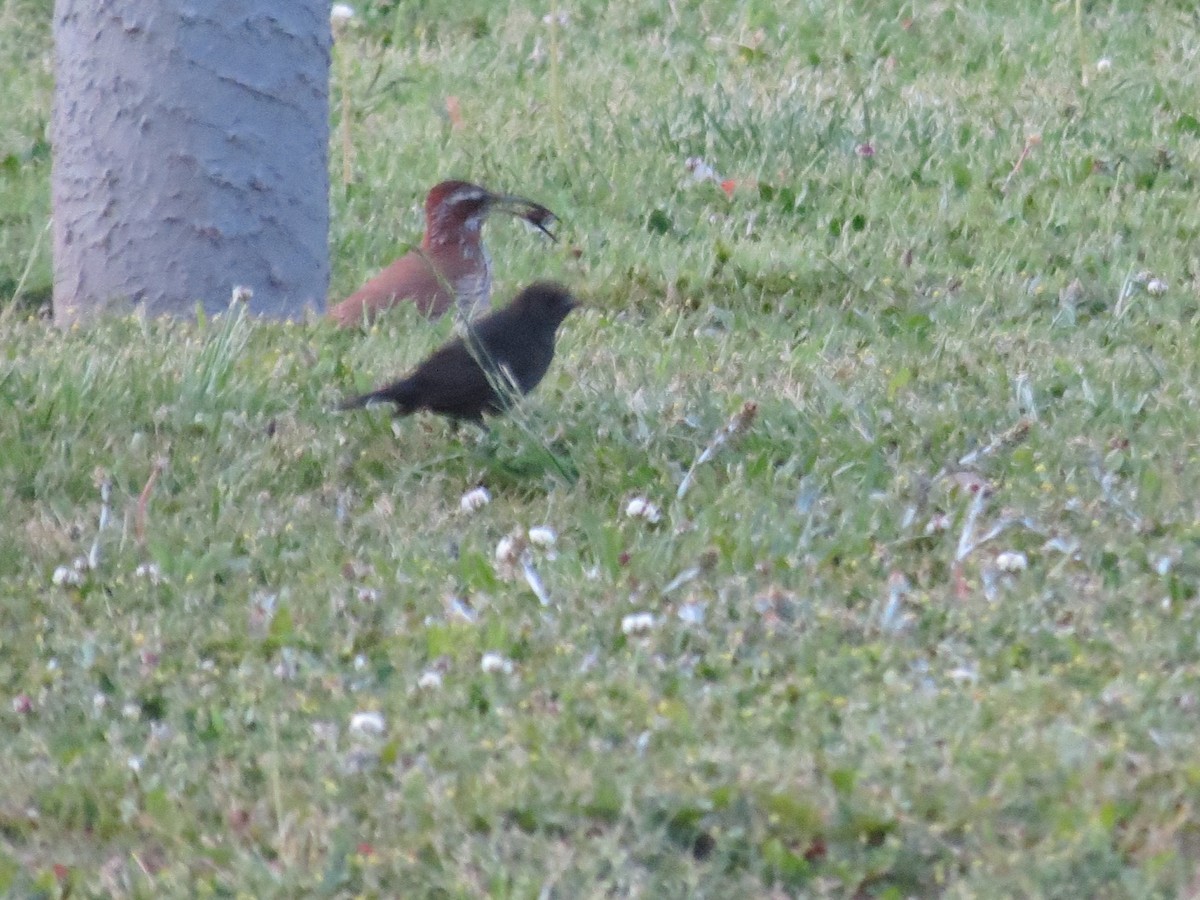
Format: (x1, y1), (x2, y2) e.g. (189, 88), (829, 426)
(3, 0), (1200, 895)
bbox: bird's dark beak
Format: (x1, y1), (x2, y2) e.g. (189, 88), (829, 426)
(489, 193), (559, 242)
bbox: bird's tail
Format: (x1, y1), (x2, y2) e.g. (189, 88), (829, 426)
(336, 391), (377, 411)
(337, 381), (416, 414)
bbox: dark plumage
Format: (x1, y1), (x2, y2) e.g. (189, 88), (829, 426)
(340, 281), (578, 422)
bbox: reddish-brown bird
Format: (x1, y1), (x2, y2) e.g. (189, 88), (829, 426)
(329, 181), (557, 327)
(339, 281), (578, 423)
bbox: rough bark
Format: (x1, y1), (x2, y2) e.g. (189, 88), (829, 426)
(51, 1), (329, 323)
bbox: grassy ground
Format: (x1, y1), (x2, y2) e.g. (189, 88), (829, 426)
(3, 0), (1200, 895)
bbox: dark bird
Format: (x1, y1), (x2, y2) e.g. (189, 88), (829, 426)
(328, 181), (557, 327)
(340, 281), (578, 423)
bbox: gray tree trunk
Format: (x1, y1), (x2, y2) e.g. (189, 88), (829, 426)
(51, 1), (330, 324)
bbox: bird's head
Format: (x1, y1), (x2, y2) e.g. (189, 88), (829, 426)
(423, 181), (558, 247)
(510, 281), (579, 329)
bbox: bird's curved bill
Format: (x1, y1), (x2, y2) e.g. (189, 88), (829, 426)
(491, 195), (559, 241)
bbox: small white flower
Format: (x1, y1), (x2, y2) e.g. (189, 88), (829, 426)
(460, 486), (492, 513)
(527, 525), (557, 548)
(417, 670), (443, 690)
(52, 565), (84, 587)
(995, 551), (1028, 573)
(624, 497), (662, 524)
(541, 10), (569, 26)
(353, 654), (368, 671)
(1146, 278), (1168, 296)
(495, 534), (521, 565)
(127, 756), (143, 774)
(685, 156), (719, 183)
(92, 692), (108, 713)
(480, 652), (514, 675)
(330, 4), (355, 26)
(677, 602), (705, 625)
(134, 562), (163, 584)
(348, 711), (386, 737)
(355, 587), (380, 603)
(1095, 57), (1112, 74)
(621, 612), (656, 635)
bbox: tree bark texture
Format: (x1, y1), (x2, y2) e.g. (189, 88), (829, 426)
(52, 1), (330, 323)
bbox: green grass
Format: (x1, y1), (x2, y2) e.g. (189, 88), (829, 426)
(4, 0), (1200, 895)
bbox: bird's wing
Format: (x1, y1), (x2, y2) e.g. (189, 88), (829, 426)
(470, 311), (555, 394)
(405, 339), (504, 414)
(328, 251), (455, 326)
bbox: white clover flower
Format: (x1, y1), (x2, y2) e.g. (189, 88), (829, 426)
(481, 652), (515, 675)
(685, 156), (719, 183)
(134, 562), (163, 584)
(1095, 58), (1112, 74)
(460, 486), (492, 513)
(348, 711), (386, 737)
(52, 565), (84, 587)
(1146, 278), (1168, 296)
(624, 497), (662, 524)
(995, 551), (1028, 573)
(621, 612), (656, 635)
(495, 533), (521, 565)
(417, 670), (443, 690)
(527, 525), (557, 548)
(330, 4), (356, 26)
